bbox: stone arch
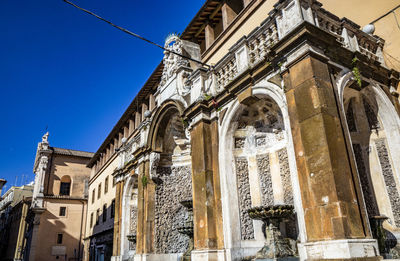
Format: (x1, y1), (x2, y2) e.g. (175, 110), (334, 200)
(147, 99), (193, 255)
(120, 175), (138, 260)
(218, 82), (305, 258)
(339, 73), (400, 252)
(147, 99), (186, 151)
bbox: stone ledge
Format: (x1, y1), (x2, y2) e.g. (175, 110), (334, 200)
(298, 239), (380, 260)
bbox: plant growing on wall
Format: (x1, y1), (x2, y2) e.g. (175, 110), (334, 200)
(352, 57), (362, 87)
(141, 175), (148, 187)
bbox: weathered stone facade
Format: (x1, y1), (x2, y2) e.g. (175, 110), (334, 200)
(82, 0), (400, 260)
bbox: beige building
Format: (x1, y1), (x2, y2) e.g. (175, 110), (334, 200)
(27, 133), (94, 261)
(83, 141), (119, 261)
(79, 0), (400, 260)
(0, 184), (33, 261)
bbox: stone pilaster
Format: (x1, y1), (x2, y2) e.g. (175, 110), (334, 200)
(283, 55), (380, 260)
(190, 118), (224, 258)
(135, 159), (155, 254)
(112, 179), (124, 258)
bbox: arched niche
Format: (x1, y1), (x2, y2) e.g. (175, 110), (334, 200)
(148, 102), (193, 255)
(340, 76), (400, 253)
(218, 83), (305, 259)
(120, 175), (138, 260)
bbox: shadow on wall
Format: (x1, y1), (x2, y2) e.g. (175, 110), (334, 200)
(343, 82), (400, 259)
(86, 203), (115, 261)
(24, 205), (85, 261)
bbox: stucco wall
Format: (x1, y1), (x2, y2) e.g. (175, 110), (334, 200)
(35, 199), (87, 261)
(44, 154), (91, 197)
(320, 0), (400, 72)
(85, 157), (118, 239)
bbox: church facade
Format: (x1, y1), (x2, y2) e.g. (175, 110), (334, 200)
(85, 0), (400, 260)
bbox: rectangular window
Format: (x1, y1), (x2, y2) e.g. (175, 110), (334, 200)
(111, 199), (115, 218)
(59, 207), (66, 217)
(59, 182), (71, 196)
(57, 233), (63, 244)
(90, 213), (93, 228)
(103, 204), (107, 222)
(98, 183), (101, 199)
(96, 209), (100, 225)
(92, 189), (95, 204)
(105, 176), (109, 194)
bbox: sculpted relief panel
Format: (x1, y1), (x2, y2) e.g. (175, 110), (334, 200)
(375, 139), (400, 227)
(278, 148), (293, 205)
(154, 165), (192, 253)
(231, 97), (297, 240)
(235, 157), (255, 240)
(256, 154), (274, 207)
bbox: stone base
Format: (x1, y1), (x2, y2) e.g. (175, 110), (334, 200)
(298, 239), (380, 260)
(254, 257), (299, 261)
(191, 249), (227, 261)
(133, 253), (182, 261)
(111, 256), (121, 261)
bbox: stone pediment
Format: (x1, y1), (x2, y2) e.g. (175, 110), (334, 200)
(156, 34), (201, 106)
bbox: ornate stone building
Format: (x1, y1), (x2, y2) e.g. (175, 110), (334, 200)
(27, 133), (94, 261)
(84, 0), (400, 260)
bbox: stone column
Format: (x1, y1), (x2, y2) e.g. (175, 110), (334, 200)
(190, 117), (224, 259)
(112, 178), (124, 260)
(283, 54), (379, 260)
(28, 208), (45, 261)
(135, 159), (155, 255)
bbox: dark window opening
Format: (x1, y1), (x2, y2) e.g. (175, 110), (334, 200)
(59, 182), (71, 196)
(103, 204), (107, 222)
(92, 189), (95, 204)
(96, 209), (99, 225)
(59, 207), (66, 216)
(111, 199), (115, 218)
(57, 233), (63, 244)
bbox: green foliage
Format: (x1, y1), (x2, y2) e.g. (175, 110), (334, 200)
(141, 175), (148, 187)
(203, 93), (212, 101)
(181, 119), (188, 128)
(352, 57), (362, 87)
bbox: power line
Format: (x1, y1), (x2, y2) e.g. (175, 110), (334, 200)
(370, 4), (400, 24)
(63, 0), (212, 69)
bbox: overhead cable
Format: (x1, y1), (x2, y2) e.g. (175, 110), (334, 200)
(63, 0), (212, 69)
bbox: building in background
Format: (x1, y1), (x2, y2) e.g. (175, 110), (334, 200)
(25, 133), (94, 261)
(0, 183), (33, 261)
(0, 179), (6, 198)
(83, 133), (119, 261)
(78, 0), (400, 260)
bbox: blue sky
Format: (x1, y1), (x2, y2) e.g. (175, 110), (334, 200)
(0, 0), (204, 192)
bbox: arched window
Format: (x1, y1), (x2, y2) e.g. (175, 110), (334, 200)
(60, 176), (71, 196)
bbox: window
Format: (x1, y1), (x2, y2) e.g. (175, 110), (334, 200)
(102, 204), (107, 222)
(57, 233), (63, 244)
(59, 176), (71, 196)
(105, 176), (109, 194)
(98, 183), (101, 199)
(111, 199), (115, 218)
(59, 207), (66, 217)
(92, 189), (95, 204)
(90, 213), (93, 228)
(96, 209), (100, 225)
